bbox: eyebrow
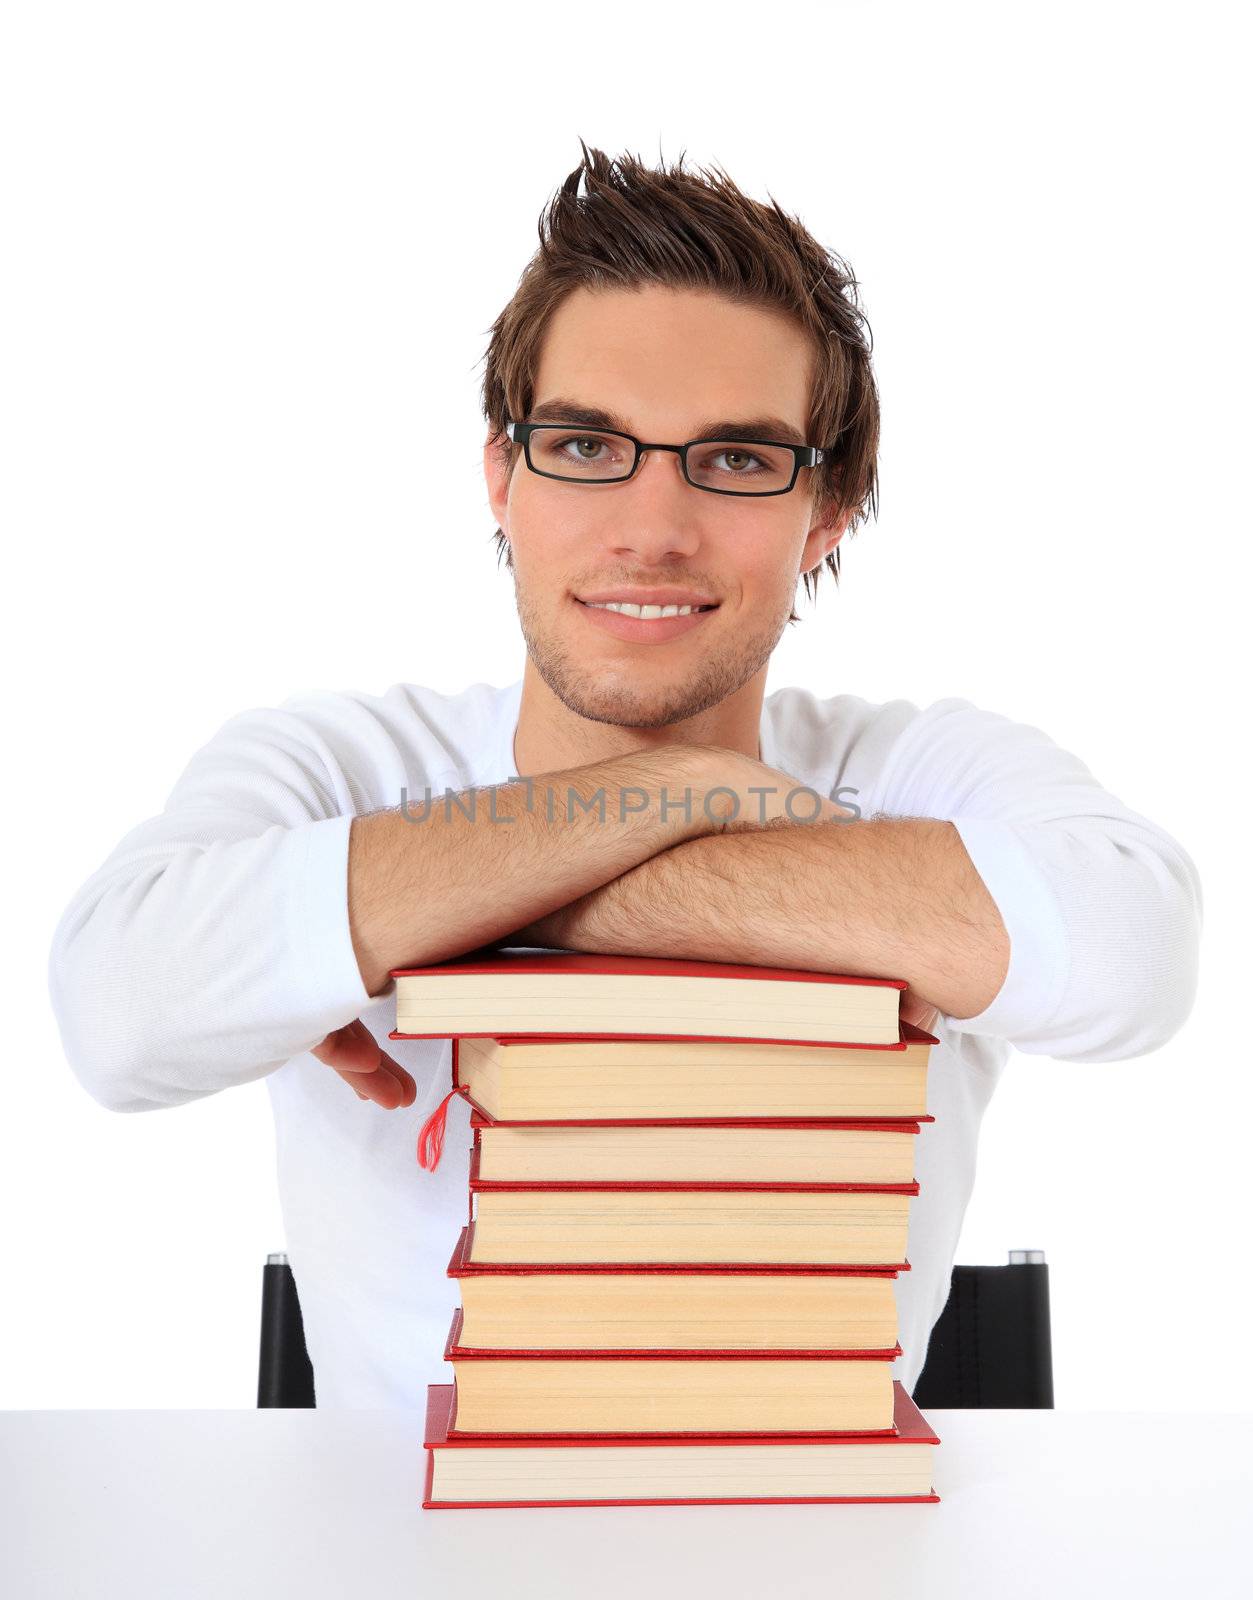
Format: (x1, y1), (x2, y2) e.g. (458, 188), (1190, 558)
(528, 397), (809, 448)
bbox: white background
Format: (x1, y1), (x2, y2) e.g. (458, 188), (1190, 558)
(1, 0), (1247, 1411)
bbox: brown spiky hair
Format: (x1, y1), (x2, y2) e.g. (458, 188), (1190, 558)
(479, 139), (879, 623)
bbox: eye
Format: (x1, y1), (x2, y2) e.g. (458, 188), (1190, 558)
(686, 441), (795, 492)
(557, 434), (613, 462)
(711, 447), (768, 473)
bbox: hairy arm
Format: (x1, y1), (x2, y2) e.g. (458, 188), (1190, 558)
(347, 745), (728, 996)
(497, 700), (1203, 1064)
(507, 816), (1009, 1021)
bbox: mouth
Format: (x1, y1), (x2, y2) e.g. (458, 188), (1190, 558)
(573, 596), (721, 643)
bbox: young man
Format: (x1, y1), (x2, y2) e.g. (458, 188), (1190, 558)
(48, 143), (1202, 1407)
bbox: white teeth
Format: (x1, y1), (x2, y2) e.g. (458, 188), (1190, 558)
(584, 601), (707, 618)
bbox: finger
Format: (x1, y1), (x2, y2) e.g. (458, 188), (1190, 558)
(335, 1064), (388, 1103)
(900, 991), (940, 1032)
(376, 1059), (418, 1108)
(311, 1022), (377, 1074)
(315, 1019), (386, 1075)
(349, 1041), (416, 1103)
(340, 1064), (409, 1109)
(347, 1026), (417, 1100)
(382, 1058), (418, 1107)
(343, 1017), (386, 1071)
(339, 1053), (418, 1107)
(312, 1021), (417, 1107)
(309, 1023), (353, 1068)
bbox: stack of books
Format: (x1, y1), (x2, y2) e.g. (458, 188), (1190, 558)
(389, 950), (942, 1509)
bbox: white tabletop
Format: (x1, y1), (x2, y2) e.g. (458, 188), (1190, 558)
(1, 1407), (1246, 1599)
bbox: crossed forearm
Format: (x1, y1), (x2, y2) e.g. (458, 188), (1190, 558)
(512, 817), (1010, 1021)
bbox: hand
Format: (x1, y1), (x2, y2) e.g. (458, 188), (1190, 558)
(310, 1018), (418, 1109)
(501, 750), (855, 949)
(901, 988), (941, 1034)
(695, 747), (855, 832)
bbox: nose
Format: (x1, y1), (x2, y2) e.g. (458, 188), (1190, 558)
(605, 449), (703, 562)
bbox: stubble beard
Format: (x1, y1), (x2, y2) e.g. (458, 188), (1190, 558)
(512, 573), (789, 731)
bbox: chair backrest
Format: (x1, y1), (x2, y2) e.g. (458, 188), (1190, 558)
(257, 1249), (1055, 1409)
(911, 1251), (1055, 1409)
(257, 1254), (315, 1408)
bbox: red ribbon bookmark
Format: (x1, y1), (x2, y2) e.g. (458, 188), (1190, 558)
(416, 1085), (465, 1172)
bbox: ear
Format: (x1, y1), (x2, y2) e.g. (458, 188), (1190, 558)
(800, 504), (852, 576)
(483, 431), (513, 532)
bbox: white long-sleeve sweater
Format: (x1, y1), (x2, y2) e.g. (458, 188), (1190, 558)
(47, 677), (1203, 1406)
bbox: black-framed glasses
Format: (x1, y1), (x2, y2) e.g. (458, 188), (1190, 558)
(505, 419), (827, 498)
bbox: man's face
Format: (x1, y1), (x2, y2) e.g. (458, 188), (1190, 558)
(484, 284), (847, 731)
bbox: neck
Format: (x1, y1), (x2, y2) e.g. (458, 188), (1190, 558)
(510, 655), (766, 777)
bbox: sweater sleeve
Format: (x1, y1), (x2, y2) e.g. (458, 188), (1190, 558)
(874, 698), (1203, 1062)
(47, 701), (382, 1112)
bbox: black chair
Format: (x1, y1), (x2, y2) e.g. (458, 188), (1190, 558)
(257, 1247), (1054, 1410)
(257, 1253), (315, 1408)
(912, 1249), (1054, 1408)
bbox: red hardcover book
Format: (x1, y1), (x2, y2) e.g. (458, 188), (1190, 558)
(394, 951), (908, 985)
(465, 1174), (914, 1269)
(389, 949), (915, 1048)
(445, 1304), (902, 1366)
(438, 1076), (935, 1143)
(466, 1143), (921, 1196)
(421, 1381), (941, 1507)
(469, 1106), (934, 1129)
(447, 1221), (911, 1277)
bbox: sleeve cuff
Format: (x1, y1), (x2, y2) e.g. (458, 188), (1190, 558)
(288, 813), (381, 1031)
(943, 817), (1070, 1040)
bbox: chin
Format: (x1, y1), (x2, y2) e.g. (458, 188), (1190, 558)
(546, 655), (752, 732)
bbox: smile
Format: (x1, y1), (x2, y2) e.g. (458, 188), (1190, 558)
(573, 597), (721, 642)
(581, 600), (716, 618)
